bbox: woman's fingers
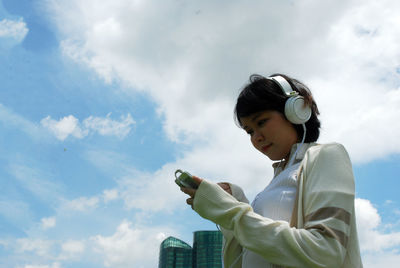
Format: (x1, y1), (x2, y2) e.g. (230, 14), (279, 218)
(191, 175), (203, 186)
(180, 175), (203, 209)
(217, 182), (232, 195)
(181, 187), (196, 197)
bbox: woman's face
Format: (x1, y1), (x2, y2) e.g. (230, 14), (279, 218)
(240, 110), (299, 161)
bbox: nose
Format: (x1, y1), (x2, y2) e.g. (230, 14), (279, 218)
(252, 130), (264, 143)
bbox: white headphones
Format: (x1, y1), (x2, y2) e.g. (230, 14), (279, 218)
(267, 75), (312, 124)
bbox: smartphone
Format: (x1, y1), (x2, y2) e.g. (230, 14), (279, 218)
(175, 169), (198, 189)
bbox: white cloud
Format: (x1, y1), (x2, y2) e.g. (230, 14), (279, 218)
(59, 240), (85, 260)
(355, 198), (400, 252)
(91, 220), (171, 268)
(61, 240), (85, 254)
(83, 113), (135, 139)
(78, 152), (182, 212)
(0, 103), (44, 140)
(0, 199), (33, 228)
(41, 217), (56, 230)
(8, 164), (64, 202)
(116, 166), (184, 212)
(41, 113), (135, 141)
(9, 236), (85, 265)
(363, 251), (400, 268)
(0, 18), (28, 45)
(45, 0), (400, 166)
(16, 238), (54, 257)
(385, 200), (394, 205)
(41, 115), (87, 141)
(1, 164), (63, 232)
(0, 239), (8, 247)
(63, 196), (99, 212)
(17, 263), (61, 268)
(103, 189), (119, 203)
(8, 162), (63, 205)
(82, 139), (268, 213)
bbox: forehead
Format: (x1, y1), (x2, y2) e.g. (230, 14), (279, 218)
(239, 110), (276, 128)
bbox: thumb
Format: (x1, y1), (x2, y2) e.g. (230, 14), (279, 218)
(191, 175), (203, 185)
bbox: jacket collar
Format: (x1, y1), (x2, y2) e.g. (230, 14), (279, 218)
(272, 142), (317, 171)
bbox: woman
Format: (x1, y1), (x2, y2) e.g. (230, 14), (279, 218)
(181, 74), (363, 268)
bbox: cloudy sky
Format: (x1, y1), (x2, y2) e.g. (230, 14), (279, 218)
(1, 0), (400, 267)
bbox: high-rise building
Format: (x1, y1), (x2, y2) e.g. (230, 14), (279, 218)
(193, 231), (223, 268)
(159, 236), (193, 268)
(158, 230), (223, 268)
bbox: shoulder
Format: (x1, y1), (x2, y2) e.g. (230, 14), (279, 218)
(302, 142), (355, 191)
(307, 142), (348, 154)
(305, 142), (351, 165)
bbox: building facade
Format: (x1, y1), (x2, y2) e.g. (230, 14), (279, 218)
(192, 231), (223, 268)
(159, 236), (193, 268)
(159, 230), (223, 268)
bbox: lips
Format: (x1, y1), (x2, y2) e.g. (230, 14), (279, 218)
(261, 143), (272, 152)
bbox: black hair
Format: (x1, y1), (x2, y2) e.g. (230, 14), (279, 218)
(234, 73), (321, 143)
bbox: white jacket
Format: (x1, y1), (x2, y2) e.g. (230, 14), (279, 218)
(193, 143), (363, 268)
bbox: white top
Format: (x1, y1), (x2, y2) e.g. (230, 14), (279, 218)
(241, 161), (301, 268)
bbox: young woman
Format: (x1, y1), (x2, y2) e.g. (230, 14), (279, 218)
(181, 74), (363, 268)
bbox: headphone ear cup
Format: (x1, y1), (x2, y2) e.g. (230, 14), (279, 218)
(284, 96), (312, 124)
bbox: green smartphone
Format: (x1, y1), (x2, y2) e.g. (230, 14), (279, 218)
(175, 169), (198, 189)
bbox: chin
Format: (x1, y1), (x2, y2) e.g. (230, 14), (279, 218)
(261, 152), (277, 161)
(257, 148), (282, 161)
(269, 157), (281, 161)
(263, 152), (284, 162)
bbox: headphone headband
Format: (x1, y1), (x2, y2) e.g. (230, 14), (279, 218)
(267, 75), (311, 124)
(267, 76), (298, 97)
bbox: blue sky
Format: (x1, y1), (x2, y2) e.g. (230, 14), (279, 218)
(1, 0), (400, 267)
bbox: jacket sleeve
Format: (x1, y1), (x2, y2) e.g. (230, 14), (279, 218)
(193, 143), (356, 268)
(219, 183), (249, 268)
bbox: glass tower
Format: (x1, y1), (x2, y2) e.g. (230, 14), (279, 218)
(159, 236), (193, 268)
(193, 231), (223, 268)
(158, 231), (223, 268)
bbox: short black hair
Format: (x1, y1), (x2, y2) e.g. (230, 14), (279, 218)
(234, 73), (321, 143)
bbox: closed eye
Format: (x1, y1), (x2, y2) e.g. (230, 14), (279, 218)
(246, 129), (254, 136)
(257, 118), (268, 127)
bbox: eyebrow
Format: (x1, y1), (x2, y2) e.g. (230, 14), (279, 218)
(242, 113), (263, 130)
(251, 113), (262, 122)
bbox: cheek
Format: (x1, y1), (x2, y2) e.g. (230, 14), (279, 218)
(288, 126), (299, 143)
(249, 136), (262, 151)
(250, 136), (257, 148)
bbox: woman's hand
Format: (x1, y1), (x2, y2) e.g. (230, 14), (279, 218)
(217, 182), (232, 195)
(181, 177), (233, 209)
(180, 175), (203, 208)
